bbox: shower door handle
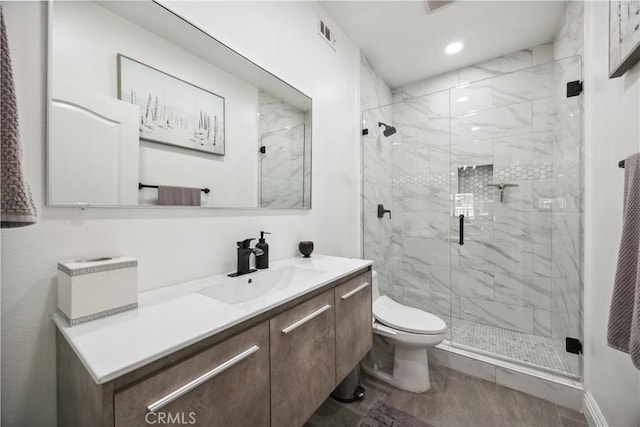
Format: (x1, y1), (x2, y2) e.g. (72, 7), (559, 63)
(459, 214), (464, 245)
(377, 204), (391, 219)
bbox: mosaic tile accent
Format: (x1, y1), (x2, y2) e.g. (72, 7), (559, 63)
(362, 168), (389, 185)
(495, 164), (553, 181)
(392, 173), (450, 187)
(458, 164), (494, 201)
(444, 316), (568, 373)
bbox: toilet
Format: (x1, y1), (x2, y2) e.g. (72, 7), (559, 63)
(361, 271), (447, 393)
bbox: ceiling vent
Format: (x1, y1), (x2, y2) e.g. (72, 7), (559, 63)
(318, 17), (337, 50)
(424, 0), (455, 14)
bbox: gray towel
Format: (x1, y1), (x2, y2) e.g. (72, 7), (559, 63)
(608, 152), (640, 369)
(1, 6), (37, 228)
(157, 185), (201, 206)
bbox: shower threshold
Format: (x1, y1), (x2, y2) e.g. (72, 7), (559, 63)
(429, 340), (584, 411)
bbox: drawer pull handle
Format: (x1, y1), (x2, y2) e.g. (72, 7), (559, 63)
(341, 282), (370, 300)
(146, 344), (260, 413)
(282, 304), (332, 335)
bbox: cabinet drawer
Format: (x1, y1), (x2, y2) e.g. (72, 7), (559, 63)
(335, 271), (372, 383)
(114, 322), (269, 427)
(270, 290), (335, 427)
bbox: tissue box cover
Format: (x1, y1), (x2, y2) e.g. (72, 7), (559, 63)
(57, 256), (138, 325)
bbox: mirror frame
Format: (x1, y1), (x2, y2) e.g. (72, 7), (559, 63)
(46, 0), (313, 210)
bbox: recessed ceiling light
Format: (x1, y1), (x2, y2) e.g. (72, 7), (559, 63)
(456, 96), (469, 103)
(471, 126), (480, 131)
(445, 41), (464, 55)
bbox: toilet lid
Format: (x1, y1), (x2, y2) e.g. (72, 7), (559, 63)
(373, 296), (447, 334)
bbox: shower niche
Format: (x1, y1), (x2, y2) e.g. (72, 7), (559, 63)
(457, 164), (494, 201)
(456, 164), (494, 217)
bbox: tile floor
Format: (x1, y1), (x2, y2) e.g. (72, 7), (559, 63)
(305, 366), (587, 427)
(446, 317), (570, 373)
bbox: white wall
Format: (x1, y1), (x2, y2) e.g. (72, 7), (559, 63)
(583, 1), (640, 425)
(52, 1), (259, 208)
(1, 1), (360, 425)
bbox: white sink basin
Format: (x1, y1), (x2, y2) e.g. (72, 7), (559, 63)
(197, 266), (327, 305)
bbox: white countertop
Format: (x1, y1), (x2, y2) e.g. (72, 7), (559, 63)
(53, 255), (372, 384)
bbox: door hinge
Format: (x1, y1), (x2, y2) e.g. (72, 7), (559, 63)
(362, 128), (369, 136)
(566, 81), (583, 98)
(259, 146), (266, 154)
(565, 337), (583, 354)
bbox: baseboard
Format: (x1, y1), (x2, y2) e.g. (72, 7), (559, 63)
(583, 391), (608, 427)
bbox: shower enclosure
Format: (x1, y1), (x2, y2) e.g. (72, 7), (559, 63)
(362, 56), (582, 378)
(258, 91), (312, 208)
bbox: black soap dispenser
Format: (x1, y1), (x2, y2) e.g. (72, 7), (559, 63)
(255, 231), (271, 269)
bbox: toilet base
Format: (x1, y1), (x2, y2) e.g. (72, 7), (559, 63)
(361, 346), (431, 393)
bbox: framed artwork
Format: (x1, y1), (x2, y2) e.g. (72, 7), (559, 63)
(117, 54), (225, 155)
(610, 0), (640, 78)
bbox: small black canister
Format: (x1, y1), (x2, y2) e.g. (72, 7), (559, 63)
(298, 241), (314, 257)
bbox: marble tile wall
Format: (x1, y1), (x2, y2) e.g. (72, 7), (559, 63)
(549, 1), (583, 376)
(303, 111), (312, 208)
(387, 49), (582, 362)
(258, 90), (309, 208)
(549, 56), (583, 376)
(361, 54), (395, 297)
(393, 44), (554, 103)
(362, 20), (583, 374)
(259, 124), (306, 208)
(389, 58), (564, 333)
(390, 88), (453, 318)
(553, 1), (584, 60)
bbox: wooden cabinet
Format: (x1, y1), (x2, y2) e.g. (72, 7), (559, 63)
(114, 322), (270, 427)
(334, 272), (372, 383)
(270, 290), (335, 427)
(57, 267), (372, 427)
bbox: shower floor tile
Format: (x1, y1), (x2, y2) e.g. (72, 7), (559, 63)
(444, 317), (569, 374)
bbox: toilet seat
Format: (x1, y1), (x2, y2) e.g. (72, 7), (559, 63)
(373, 296), (446, 335)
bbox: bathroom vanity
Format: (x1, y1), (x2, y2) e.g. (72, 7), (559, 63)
(54, 255), (372, 427)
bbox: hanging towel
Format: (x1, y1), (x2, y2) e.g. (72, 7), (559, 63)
(608, 152), (640, 370)
(0, 6), (37, 228)
(157, 185), (201, 206)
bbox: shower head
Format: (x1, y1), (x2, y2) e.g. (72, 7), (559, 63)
(378, 122), (397, 137)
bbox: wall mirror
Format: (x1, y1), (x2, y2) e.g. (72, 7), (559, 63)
(47, 1), (312, 209)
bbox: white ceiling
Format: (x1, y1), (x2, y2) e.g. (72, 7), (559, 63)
(322, 1), (567, 88)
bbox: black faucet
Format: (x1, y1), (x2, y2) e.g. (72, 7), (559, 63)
(228, 238), (264, 277)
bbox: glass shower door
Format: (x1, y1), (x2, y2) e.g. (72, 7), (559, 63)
(388, 90), (454, 325)
(361, 105), (395, 301)
(259, 124), (306, 208)
(447, 57), (583, 377)
(362, 91), (455, 323)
